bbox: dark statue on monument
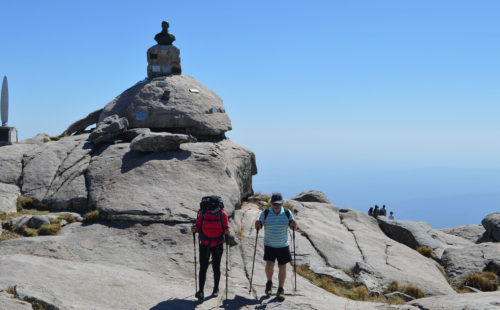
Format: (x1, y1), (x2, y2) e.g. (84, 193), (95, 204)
(154, 21), (176, 45)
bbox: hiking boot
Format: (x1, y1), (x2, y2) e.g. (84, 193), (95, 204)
(211, 288), (219, 297)
(276, 287), (285, 301)
(265, 280), (273, 296)
(195, 290), (204, 300)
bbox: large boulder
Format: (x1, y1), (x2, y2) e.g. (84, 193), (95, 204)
(130, 132), (196, 152)
(291, 190), (331, 203)
(87, 139), (256, 222)
(22, 135), (92, 212)
(99, 75), (232, 138)
(441, 242), (500, 284)
(0, 183), (20, 214)
(439, 224), (485, 243)
(377, 217), (441, 251)
(340, 209), (455, 296)
(482, 212), (500, 242)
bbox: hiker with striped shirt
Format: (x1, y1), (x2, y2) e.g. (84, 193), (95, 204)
(255, 192), (297, 301)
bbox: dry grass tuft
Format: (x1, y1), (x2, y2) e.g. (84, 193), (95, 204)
(19, 225), (38, 237)
(38, 224), (62, 236)
(16, 196), (50, 212)
(0, 211), (6, 221)
(6, 286), (16, 296)
(385, 280), (399, 293)
(402, 284), (425, 299)
(84, 210), (101, 223)
(461, 272), (498, 292)
(416, 246), (433, 258)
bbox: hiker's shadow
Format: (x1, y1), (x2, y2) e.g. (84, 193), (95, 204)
(221, 295), (268, 310)
(150, 296), (202, 310)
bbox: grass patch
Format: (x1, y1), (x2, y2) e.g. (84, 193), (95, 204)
(0, 229), (23, 242)
(402, 284), (425, 299)
(0, 211), (6, 221)
(296, 264), (387, 302)
(16, 196), (50, 212)
(6, 286), (16, 296)
(461, 272), (498, 292)
(49, 213), (76, 225)
(38, 224), (62, 236)
(84, 210), (101, 223)
(300, 230), (309, 238)
(384, 280), (399, 293)
(416, 246), (433, 258)
(19, 225), (38, 237)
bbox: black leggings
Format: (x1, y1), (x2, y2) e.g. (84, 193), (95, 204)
(199, 243), (224, 292)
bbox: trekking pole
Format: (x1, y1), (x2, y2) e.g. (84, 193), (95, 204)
(193, 231), (197, 295)
(293, 228), (297, 291)
(226, 235), (229, 302)
(248, 228), (259, 294)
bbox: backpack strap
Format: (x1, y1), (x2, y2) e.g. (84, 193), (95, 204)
(262, 207), (292, 225)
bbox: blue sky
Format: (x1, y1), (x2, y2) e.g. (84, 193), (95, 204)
(1, 1), (499, 228)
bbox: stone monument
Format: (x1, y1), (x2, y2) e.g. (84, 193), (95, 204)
(147, 21), (182, 78)
(0, 76), (17, 146)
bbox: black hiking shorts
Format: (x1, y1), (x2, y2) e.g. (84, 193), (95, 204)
(264, 246), (292, 265)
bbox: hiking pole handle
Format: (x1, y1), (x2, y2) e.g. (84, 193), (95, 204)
(249, 228), (259, 294)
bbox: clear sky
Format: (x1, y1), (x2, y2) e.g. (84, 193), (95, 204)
(1, 1), (499, 228)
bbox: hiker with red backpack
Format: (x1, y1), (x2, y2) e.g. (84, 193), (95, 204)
(254, 192), (297, 301)
(191, 195), (230, 300)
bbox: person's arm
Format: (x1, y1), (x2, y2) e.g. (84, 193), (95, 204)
(255, 211), (264, 230)
(223, 211), (230, 235)
(191, 211), (202, 233)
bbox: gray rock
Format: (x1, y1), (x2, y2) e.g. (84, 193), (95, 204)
(440, 224), (485, 243)
(0, 183), (20, 214)
(10, 215), (31, 233)
(121, 128), (151, 142)
(409, 291), (500, 310)
(130, 132), (196, 152)
(441, 242), (500, 284)
(87, 139), (256, 222)
(0, 143), (37, 185)
(377, 216), (441, 250)
(424, 227), (473, 259)
(17, 133), (50, 145)
(284, 199), (305, 214)
(22, 135), (91, 212)
(99, 75), (232, 137)
(28, 216), (50, 229)
(291, 190), (331, 204)
(482, 212), (500, 242)
(309, 265), (354, 283)
(340, 209), (455, 296)
(384, 291), (414, 301)
(62, 108), (103, 136)
(0, 292), (32, 310)
(88, 114), (129, 145)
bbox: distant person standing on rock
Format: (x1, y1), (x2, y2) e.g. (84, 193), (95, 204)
(191, 196), (230, 300)
(373, 205), (380, 218)
(255, 192), (297, 301)
(389, 211), (395, 220)
(380, 205), (387, 217)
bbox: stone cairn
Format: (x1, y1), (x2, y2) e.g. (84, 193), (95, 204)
(147, 21), (182, 78)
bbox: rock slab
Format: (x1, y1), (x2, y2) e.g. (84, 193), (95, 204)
(130, 132), (196, 152)
(482, 212), (500, 242)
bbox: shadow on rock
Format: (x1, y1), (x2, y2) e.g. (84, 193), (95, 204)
(121, 149), (191, 173)
(150, 296), (202, 310)
(220, 295), (267, 310)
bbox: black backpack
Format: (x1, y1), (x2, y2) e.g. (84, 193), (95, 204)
(262, 207), (292, 225)
(198, 195), (227, 242)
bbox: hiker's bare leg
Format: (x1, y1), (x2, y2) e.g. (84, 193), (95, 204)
(278, 264), (286, 288)
(265, 261), (274, 281)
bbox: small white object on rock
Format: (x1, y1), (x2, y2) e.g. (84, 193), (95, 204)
(189, 88), (200, 93)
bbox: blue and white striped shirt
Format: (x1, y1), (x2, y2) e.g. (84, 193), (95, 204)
(259, 207), (294, 248)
